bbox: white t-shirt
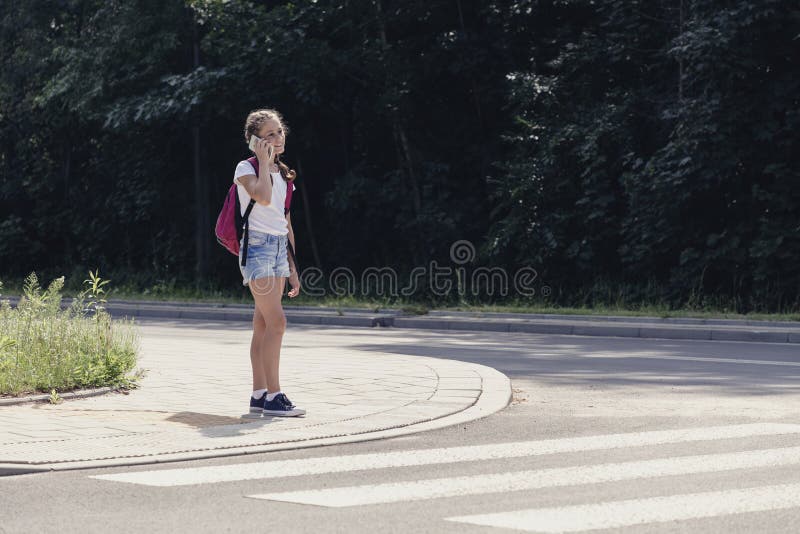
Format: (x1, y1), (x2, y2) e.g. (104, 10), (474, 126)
(233, 160), (296, 236)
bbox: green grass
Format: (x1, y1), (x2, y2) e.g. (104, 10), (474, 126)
(0, 273), (141, 398)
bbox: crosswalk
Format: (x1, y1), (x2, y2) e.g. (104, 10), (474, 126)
(91, 422), (800, 532)
(446, 484), (800, 532)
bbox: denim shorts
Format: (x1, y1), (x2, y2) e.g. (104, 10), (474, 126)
(239, 230), (291, 286)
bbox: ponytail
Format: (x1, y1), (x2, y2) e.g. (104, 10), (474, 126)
(275, 155), (297, 182)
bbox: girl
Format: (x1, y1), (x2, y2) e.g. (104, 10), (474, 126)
(234, 109), (304, 417)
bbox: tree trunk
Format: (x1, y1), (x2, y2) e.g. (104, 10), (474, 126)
(297, 158), (322, 270)
(63, 146), (72, 266)
(375, 0), (422, 267)
(192, 18), (209, 279)
(456, 0), (484, 126)
(374, 2), (422, 211)
(397, 126), (422, 215)
(678, 0), (684, 101)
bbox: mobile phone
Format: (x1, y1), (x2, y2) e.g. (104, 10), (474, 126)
(248, 136), (274, 159)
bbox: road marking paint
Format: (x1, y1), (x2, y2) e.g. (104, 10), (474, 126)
(445, 482), (800, 532)
(247, 446), (800, 507)
(581, 353), (800, 367)
(90, 423), (800, 487)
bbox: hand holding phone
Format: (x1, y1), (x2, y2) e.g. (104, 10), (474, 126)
(249, 135), (274, 163)
(248, 134), (260, 152)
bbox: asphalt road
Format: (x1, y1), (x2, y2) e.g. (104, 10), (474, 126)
(2, 325), (800, 534)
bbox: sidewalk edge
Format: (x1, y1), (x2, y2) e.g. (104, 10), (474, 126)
(1, 365), (511, 474)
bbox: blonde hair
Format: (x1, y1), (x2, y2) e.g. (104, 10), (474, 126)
(243, 108), (297, 182)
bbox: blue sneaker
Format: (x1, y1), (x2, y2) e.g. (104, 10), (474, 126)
(249, 391), (267, 414)
(263, 393), (306, 417)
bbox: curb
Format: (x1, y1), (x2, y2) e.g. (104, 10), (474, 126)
(391, 316), (800, 344)
(0, 464), (52, 476)
(0, 387), (116, 407)
(123, 305), (800, 345)
(4, 296), (799, 344)
(424, 310), (800, 328)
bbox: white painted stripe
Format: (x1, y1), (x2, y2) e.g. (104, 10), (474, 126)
(90, 423), (800, 487)
(582, 353), (800, 367)
(247, 446), (800, 507)
(446, 483), (800, 532)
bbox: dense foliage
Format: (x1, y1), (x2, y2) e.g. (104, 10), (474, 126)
(1, 0), (797, 311)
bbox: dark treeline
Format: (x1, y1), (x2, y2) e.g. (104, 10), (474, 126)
(1, 0), (798, 311)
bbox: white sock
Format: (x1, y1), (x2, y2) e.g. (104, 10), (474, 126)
(252, 388), (267, 399)
(266, 391), (282, 402)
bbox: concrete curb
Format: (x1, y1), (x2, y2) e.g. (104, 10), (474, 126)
(0, 463), (52, 476)
(4, 296), (799, 344)
(424, 309), (800, 328)
(107, 301), (800, 344)
(0, 387), (115, 407)
(98, 302), (800, 344)
(406, 318), (800, 344)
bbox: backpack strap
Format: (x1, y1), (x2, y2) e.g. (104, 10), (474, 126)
(238, 157), (263, 267)
(277, 166), (299, 275)
(240, 198), (256, 267)
(284, 175), (293, 215)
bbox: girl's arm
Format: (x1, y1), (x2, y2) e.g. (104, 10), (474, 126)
(236, 165), (273, 206)
(237, 139), (276, 205)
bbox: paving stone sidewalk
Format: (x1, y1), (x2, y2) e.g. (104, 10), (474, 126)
(0, 319), (510, 475)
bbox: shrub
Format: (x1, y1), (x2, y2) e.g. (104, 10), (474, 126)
(0, 272), (140, 397)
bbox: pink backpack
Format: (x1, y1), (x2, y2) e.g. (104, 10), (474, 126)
(214, 157), (295, 268)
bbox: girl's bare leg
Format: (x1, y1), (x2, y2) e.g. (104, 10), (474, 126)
(249, 276), (287, 393)
(249, 305), (268, 391)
